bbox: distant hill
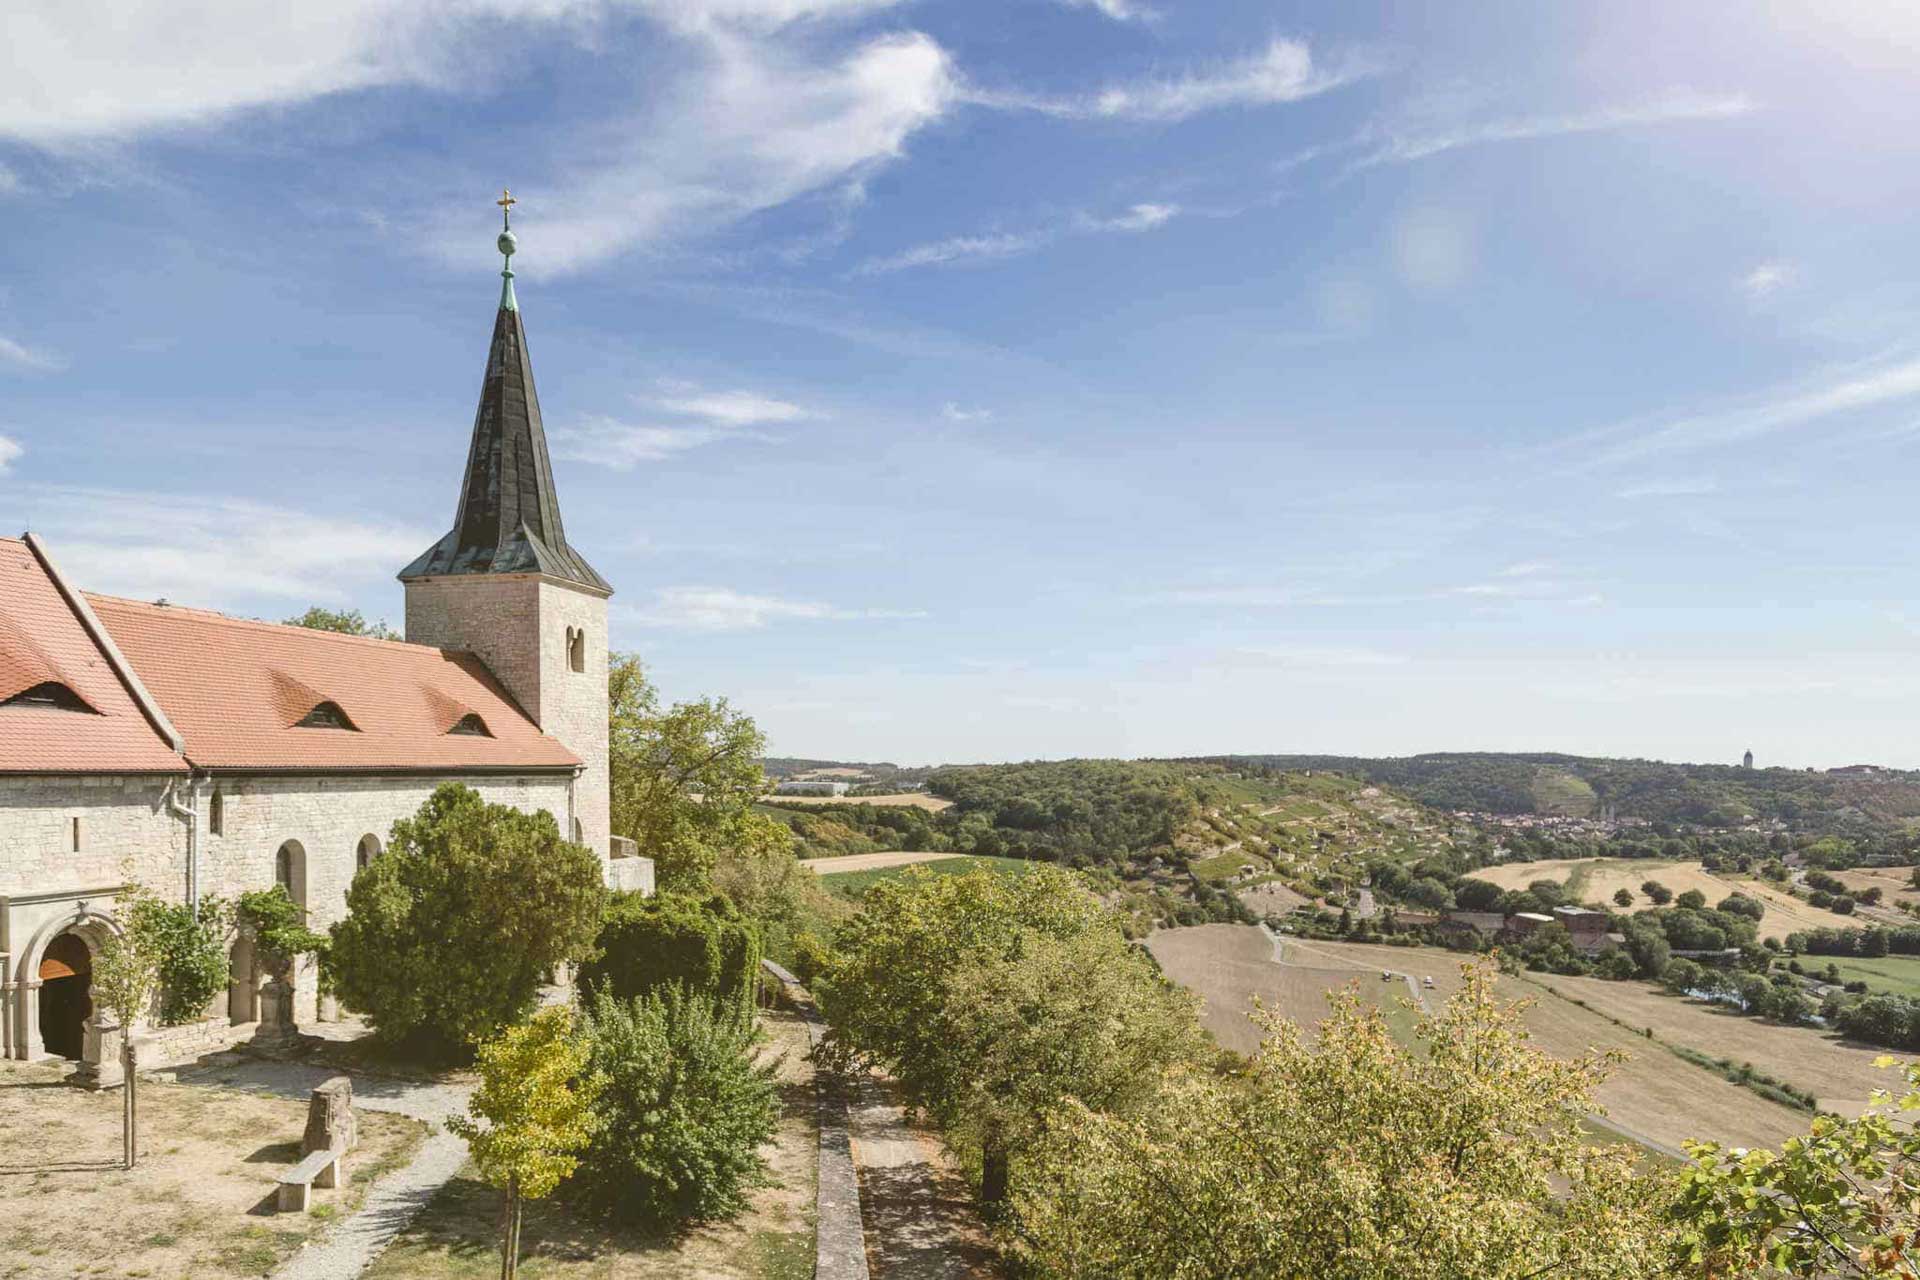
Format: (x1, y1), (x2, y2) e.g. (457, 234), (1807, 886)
(1193, 753), (1920, 836)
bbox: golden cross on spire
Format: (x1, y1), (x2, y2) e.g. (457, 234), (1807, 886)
(497, 188), (516, 211)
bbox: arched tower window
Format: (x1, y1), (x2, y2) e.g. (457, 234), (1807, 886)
(356, 833), (381, 873)
(567, 626), (586, 674)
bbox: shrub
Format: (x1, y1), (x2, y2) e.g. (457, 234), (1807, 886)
(572, 987), (779, 1225)
(1642, 880), (1674, 905)
(579, 892), (762, 1020)
(1716, 893), (1764, 922)
(128, 894), (231, 1025)
(328, 784), (606, 1053)
(1676, 889), (1707, 911)
(1831, 895), (1856, 916)
(1613, 888), (1633, 908)
(236, 886), (326, 979)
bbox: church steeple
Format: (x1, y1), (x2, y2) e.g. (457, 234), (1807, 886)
(399, 193), (610, 594)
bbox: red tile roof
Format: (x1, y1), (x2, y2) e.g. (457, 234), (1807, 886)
(0, 536), (187, 774)
(86, 594), (580, 774)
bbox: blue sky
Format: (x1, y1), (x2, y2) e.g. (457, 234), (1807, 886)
(6, 1), (1920, 768)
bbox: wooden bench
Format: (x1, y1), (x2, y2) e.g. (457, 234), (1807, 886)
(276, 1147), (348, 1213)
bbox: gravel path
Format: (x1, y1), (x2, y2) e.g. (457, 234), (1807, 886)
(173, 1054), (472, 1279)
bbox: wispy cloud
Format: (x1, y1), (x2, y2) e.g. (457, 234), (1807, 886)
(0, 435), (21, 475)
(623, 584), (927, 631)
(970, 39), (1360, 123)
(0, 334), (65, 372)
(1585, 353), (1920, 465)
(1229, 644), (1409, 668)
(1055, 0), (1158, 22)
(856, 201), (1181, 274)
(21, 484), (430, 606)
(1740, 261), (1794, 299)
(553, 383), (816, 468)
(941, 402), (992, 423)
(1346, 91), (1756, 171)
(1617, 476), (1719, 499)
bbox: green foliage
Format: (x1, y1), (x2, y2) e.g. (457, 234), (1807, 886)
(1006, 961), (1677, 1279)
(235, 886), (325, 978)
(94, 887), (165, 1034)
(579, 892), (761, 1020)
(283, 605), (397, 640)
(328, 784), (606, 1053)
(607, 653), (793, 895)
(817, 865), (1211, 1204)
(572, 987), (779, 1226)
(1614, 887), (1634, 907)
(126, 894), (231, 1024)
(1643, 880), (1675, 905)
(1673, 1057), (1920, 1276)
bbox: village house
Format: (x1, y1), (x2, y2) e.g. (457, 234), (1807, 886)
(0, 203), (650, 1073)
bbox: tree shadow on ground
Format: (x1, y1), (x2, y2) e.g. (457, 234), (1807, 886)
(400, 1174), (696, 1267)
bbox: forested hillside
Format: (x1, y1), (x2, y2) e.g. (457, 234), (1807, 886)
(1199, 753), (1920, 836)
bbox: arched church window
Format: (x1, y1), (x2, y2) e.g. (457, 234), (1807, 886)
(356, 833), (381, 872)
(567, 627), (586, 674)
(275, 839), (307, 907)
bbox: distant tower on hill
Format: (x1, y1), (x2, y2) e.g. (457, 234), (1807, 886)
(1743, 749), (1755, 770)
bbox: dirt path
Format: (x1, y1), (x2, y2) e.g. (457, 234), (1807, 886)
(846, 1074), (999, 1279)
(802, 851), (964, 874)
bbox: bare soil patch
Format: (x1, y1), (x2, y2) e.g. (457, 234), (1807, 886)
(1466, 858), (1859, 941)
(0, 1056), (425, 1279)
(362, 1008), (818, 1280)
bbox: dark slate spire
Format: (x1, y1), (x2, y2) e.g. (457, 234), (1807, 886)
(400, 192), (611, 595)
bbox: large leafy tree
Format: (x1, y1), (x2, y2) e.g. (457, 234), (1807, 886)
(328, 784), (606, 1053)
(1005, 961), (1678, 1279)
(283, 605), (398, 640)
(817, 865), (1210, 1205)
(448, 1007), (600, 1280)
(607, 653), (793, 893)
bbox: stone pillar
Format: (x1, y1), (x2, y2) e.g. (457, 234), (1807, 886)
(81, 1016), (123, 1089)
(18, 978), (43, 1062)
(302, 1077), (357, 1155)
(251, 975), (299, 1053)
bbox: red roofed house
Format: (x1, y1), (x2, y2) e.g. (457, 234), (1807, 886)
(1, 214), (648, 1071)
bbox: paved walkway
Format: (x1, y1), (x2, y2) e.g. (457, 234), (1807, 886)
(846, 1074), (999, 1279)
(174, 1053), (472, 1280)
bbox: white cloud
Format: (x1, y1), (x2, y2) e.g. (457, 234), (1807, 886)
(857, 201), (1181, 274)
(941, 402), (992, 423)
(656, 388), (810, 426)
(1741, 261), (1794, 299)
(22, 485), (430, 606)
(1616, 476), (1719, 499)
(1392, 207), (1473, 290)
(624, 584), (926, 630)
(1497, 560), (1553, 578)
(971, 38), (1357, 123)
(1588, 353), (1920, 465)
(1349, 91), (1756, 170)
(1079, 202), (1178, 233)
(0, 335), (65, 372)
(1229, 645), (1408, 668)
(0, 436), (21, 475)
(1055, 0), (1158, 22)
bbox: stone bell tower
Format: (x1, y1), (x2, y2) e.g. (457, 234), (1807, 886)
(400, 190), (612, 861)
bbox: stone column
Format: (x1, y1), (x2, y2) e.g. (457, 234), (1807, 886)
(81, 1016), (123, 1089)
(251, 974), (299, 1053)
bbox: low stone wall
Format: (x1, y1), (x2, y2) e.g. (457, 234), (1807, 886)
(761, 959), (869, 1280)
(132, 1015), (256, 1070)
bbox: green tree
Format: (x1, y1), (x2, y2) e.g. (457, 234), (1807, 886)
(1674, 1056), (1920, 1276)
(578, 892), (761, 1020)
(283, 605), (398, 640)
(1677, 888), (1708, 910)
(328, 784), (605, 1053)
(92, 889), (166, 1169)
(126, 893), (231, 1025)
(1006, 961), (1677, 1279)
(1614, 888), (1635, 908)
(606, 654), (793, 894)
(573, 987), (779, 1225)
(448, 1007), (600, 1280)
(818, 865), (1210, 1205)
(1644, 880), (1675, 905)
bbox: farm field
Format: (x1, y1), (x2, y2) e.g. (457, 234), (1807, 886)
(1148, 926), (1810, 1152)
(1812, 952), (1920, 1000)
(765, 792), (953, 811)
(1466, 858), (1859, 941)
(1145, 924), (1418, 1054)
(1833, 865), (1920, 911)
(1522, 970), (1897, 1116)
(809, 853), (1033, 898)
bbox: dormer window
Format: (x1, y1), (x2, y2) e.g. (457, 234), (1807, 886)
(295, 701), (358, 731)
(448, 712), (493, 737)
(2, 681), (96, 713)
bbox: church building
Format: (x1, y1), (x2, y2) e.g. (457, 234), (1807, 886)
(0, 199), (648, 1069)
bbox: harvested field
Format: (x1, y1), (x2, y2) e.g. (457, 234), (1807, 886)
(764, 793), (953, 812)
(1146, 925), (1417, 1056)
(1523, 970), (1898, 1117)
(799, 850), (961, 873)
(1237, 881), (1311, 916)
(1148, 926), (1811, 1152)
(1833, 865), (1920, 911)
(1466, 858), (1859, 941)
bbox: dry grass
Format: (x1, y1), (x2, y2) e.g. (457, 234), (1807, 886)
(1521, 970), (1900, 1117)
(764, 793), (953, 812)
(0, 1058), (426, 1280)
(362, 1008), (818, 1280)
(1833, 865), (1920, 911)
(1466, 858), (1860, 941)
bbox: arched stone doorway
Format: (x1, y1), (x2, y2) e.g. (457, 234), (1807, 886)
(37, 933), (93, 1060)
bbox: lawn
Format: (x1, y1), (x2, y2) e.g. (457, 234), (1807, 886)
(1812, 952), (1920, 1000)
(815, 855), (1036, 899)
(362, 1008), (818, 1280)
(0, 1058), (425, 1279)
(1189, 848), (1258, 883)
